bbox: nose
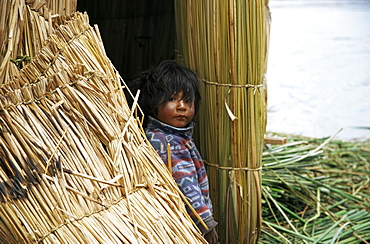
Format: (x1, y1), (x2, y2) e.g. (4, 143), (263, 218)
(177, 100), (187, 110)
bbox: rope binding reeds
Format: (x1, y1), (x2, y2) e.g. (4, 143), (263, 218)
(204, 161), (263, 172)
(201, 78), (263, 89)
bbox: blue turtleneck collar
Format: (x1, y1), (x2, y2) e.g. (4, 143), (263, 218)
(146, 116), (194, 140)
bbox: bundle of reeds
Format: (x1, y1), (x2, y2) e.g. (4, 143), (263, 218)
(174, 1), (271, 243)
(0, 1), (206, 243)
(0, 0), (76, 85)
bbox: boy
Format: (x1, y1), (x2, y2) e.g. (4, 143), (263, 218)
(131, 60), (218, 243)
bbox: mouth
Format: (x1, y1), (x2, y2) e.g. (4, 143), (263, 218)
(175, 115), (187, 120)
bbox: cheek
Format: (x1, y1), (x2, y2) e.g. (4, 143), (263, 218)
(189, 104), (195, 115)
(157, 103), (175, 120)
(162, 103), (177, 114)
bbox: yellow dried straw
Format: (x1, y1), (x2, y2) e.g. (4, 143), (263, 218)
(0, 0), (73, 86)
(0, 4), (207, 243)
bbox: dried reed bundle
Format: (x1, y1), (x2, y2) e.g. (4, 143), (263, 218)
(0, 3), (206, 244)
(19, 0), (77, 19)
(175, 1), (271, 243)
(0, 0), (75, 85)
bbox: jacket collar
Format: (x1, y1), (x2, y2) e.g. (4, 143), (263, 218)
(146, 116), (194, 140)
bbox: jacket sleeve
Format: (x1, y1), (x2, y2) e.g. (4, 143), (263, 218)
(146, 130), (217, 234)
(167, 146), (217, 233)
(146, 130), (169, 166)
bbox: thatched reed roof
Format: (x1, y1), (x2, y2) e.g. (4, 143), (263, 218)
(0, 1), (205, 243)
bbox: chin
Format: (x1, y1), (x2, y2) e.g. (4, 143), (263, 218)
(171, 122), (188, 128)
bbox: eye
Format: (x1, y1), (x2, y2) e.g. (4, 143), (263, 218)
(184, 97), (193, 103)
(168, 96), (176, 101)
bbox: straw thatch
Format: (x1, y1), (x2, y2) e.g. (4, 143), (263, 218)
(175, 1), (271, 243)
(0, 0), (78, 84)
(0, 1), (206, 243)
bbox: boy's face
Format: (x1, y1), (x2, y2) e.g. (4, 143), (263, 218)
(157, 91), (195, 128)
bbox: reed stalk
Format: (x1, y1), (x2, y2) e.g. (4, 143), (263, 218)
(261, 134), (370, 243)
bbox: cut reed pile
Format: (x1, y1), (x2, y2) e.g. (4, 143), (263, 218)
(262, 132), (370, 243)
(175, 1), (271, 243)
(0, 2), (205, 243)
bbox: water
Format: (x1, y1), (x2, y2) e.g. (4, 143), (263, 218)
(266, 0), (370, 141)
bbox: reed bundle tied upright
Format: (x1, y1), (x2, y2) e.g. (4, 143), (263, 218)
(0, 1), (206, 243)
(175, 1), (271, 243)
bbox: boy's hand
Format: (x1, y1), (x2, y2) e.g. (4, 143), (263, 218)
(204, 228), (218, 244)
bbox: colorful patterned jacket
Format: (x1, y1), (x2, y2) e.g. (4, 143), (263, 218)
(145, 116), (217, 234)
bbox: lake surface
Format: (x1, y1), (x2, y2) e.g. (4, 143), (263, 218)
(266, 0), (370, 141)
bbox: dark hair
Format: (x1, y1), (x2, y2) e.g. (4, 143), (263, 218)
(130, 60), (201, 120)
